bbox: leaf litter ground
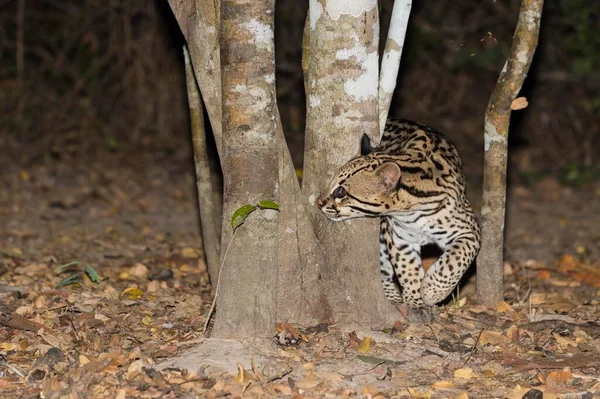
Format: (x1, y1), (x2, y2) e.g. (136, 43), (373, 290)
(1, 148), (599, 398)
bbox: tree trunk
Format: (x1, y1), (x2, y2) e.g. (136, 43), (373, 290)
(210, 0), (280, 338)
(300, 0), (399, 326)
(183, 45), (220, 286)
(477, 0), (544, 306)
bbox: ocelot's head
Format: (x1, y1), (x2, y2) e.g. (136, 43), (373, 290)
(317, 134), (402, 221)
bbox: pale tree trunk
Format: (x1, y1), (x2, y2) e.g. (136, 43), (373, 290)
(300, 0), (399, 326)
(210, 0), (280, 337)
(477, 0), (544, 306)
(168, 0), (413, 338)
(378, 0), (411, 138)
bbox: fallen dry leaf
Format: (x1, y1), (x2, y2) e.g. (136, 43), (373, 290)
(358, 336), (372, 353)
(234, 364), (253, 385)
(506, 325), (519, 341)
(407, 386), (432, 398)
(270, 383), (292, 395)
(510, 96), (528, 110)
(296, 373), (322, 389)
(453, 367), (474, 380)
(479, 330), (510, 346)
(276, 322), (309, 343)
(546, 369), (573, 392)
(129, 262), (149, 278)
(121, 287), (143, 300)
(432, 379), (453, 389)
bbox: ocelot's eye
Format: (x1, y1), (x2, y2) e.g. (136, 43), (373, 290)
(332, 186), (347, 199)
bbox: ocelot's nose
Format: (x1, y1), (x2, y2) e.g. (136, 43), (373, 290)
(316, 197), (324, 208)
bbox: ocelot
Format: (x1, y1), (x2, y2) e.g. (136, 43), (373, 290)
(317, 118), (481, 307)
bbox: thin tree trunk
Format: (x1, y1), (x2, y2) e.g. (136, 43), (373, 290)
(211, 0), (279, 338)
(477, 0), (544, 306)
(378, 0), (411, 138)
(16, 0), (26, 129)
(183, 45), (220, 286)
(168, 0), (222, 154)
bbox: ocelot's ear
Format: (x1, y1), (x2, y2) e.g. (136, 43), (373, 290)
(375, 162), (401, 192)
(360, 133), (373, 156)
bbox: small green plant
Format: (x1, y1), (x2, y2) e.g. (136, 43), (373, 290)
(203, 200), (280, 333)
(54, 261), (101, 288)
(450, 284), (461, 309)
(231, 200), (280, 229)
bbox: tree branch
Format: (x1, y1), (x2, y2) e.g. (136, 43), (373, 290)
(378, 0), (411, 138)
(477, 0), (544, 306)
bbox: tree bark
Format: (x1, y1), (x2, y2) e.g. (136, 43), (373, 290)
(210, 0), (280, 338)
(477, 0), (544, 306)
(183, 45), (221, 286)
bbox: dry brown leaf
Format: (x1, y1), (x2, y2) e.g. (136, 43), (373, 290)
(510, 97), (528, 110)
(37, 328), (72, 350)
(270, 383), (292, 395)
(295, 373), (322, 389)
(407, 387), (432, 398)
(103, 285), (119, 300)
(358, 336), (372, 353)
(121, 287), (143, 300)
(125, 360), (143, 381)
(546, 370), (573, 391)
(536, 270), (551, 280)
(558, 254), (579, 272)
(506, 325), (519, 341)
(453, 367), (474, 380)
(451, 392), (469, 399)
(361, 385), (384, 398)
(276, 322), (309, 342)
(557, 255), (600, 288)
(147, 280), (161, 293)
(181, 247), (200, 258)
(129, 262), (149, 278)
(552, 333), (577, 350)
(432, 379), (453, 389)
(78, 354), (90, 365)
(234, 364), (253, 385)
(479, 330), (510, 346)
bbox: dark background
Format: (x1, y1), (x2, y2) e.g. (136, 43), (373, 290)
(1, 0), (598, 181)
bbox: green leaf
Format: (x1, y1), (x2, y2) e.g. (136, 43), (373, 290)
(55, 261), (101, 285)
(56, 273), (83, 288)
(231, 204), (257, 229)
(257, 200), (279, 211)
(84, 264), (101, 283)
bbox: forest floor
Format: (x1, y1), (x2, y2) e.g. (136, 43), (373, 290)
(1, 143), (599, 399)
